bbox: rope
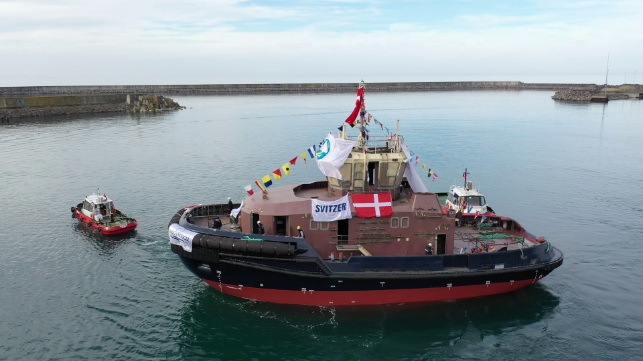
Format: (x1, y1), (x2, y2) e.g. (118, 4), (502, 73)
(132, 212), (182, 218)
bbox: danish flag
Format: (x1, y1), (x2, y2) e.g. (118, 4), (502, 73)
(350, 193), (393, 218)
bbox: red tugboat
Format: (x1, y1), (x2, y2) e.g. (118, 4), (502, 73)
(72, 193), (137, 235)
(168, 83), (563, 306)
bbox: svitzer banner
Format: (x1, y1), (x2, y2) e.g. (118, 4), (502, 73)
(169, 223), (198, 252)
(311, 194), (353, 222)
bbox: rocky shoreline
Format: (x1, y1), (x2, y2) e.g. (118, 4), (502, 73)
(0, 95), (184, 121)
(552, 85), (641, 101)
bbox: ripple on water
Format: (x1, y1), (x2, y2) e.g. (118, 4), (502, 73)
(1, 91), (642, 360)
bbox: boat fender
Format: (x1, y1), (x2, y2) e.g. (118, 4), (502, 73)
(194, 234), (296, 258)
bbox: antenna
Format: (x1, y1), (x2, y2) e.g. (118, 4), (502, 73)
(604, 53), (610, 97)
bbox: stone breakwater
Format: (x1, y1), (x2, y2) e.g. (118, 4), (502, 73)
(0, 82), (598, 97)
(0, 103), (132, 121)
(0, 94), (184, 121)
(551, 89), (598, 101)
(129, 95), (185, 112)
(551, 85), (641, 101)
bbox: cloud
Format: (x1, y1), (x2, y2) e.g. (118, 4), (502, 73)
(0, 0), (642, 85)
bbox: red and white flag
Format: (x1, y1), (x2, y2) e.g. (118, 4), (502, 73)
(344, 87), (364, 128)
(244, 185), (254, 195)
(350, 193), (393, 218)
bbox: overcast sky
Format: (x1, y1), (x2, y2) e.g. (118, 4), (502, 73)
(1, 0), (642, 86)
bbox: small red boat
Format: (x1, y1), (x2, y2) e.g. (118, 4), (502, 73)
(71, 193), (137, 235)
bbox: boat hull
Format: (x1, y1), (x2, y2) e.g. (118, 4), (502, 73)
(73, 208), (137, 235)
(201, 278), (539, 306)
(178, 248), (563, 306)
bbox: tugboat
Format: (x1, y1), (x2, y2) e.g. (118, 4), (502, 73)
(168, 83), (563, 306)
(72, 193), (137, 235)
(442, 169), (495, 215)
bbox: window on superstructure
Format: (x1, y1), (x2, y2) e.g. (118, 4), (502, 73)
(379, 162), (400, 188)
(464, 196), (483, 206)
(329, 163), (353, 190)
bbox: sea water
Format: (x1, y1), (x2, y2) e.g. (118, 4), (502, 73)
(1, 90), (642, 360)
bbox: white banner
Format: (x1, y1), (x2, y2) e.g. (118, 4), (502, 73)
(311, 194), (353, 222)
(231, 200), (244, 218)
(316, 134), (357, 180)
(401, 143), (429, 193)
(169, 223), (199, 252)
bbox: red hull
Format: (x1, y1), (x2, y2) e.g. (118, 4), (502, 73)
(201, 278), (539, 306)
(74, 209), (137, 235)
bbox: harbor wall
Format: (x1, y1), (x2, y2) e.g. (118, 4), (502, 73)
(0, 94), (128, 108)
(0, 82), (598, 97)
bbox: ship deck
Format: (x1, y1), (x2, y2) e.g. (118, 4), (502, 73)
(188, 214), (536, 255)
(451, 222), (538, 253)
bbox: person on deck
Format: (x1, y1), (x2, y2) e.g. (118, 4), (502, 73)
(460, 246), (467, 254)
(257, 221), (265, 234)
(455, 210), (463, 227)
(483, 242), (489, 252)
(212, 216), (222, 229)
(227, 197), (233, 214)
(425, 243), (433, 255)
(297, 226), (305, 238)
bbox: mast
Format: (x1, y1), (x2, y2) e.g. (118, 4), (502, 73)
(359, 80), (367, 187)
(395, 119), (400, 152)
(359, 80), (365, 141)
(604, 53), (609, 97)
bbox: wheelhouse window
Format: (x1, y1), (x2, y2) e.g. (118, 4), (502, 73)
(379, 162), (401, 188)
(464, 196), (485, 206)
(329, 163), (353, 189)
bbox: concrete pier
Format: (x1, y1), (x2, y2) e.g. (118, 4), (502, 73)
(0, 81), (598, 97)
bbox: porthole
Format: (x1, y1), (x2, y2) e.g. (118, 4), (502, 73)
(401, 217), (410, 228)
(390, 217), (399, 228)
(309, 219), (318, 230)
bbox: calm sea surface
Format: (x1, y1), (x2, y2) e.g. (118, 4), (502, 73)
(1, 91), (642, 360)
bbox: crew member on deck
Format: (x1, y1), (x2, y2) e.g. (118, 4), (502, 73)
(425, 243), (433, 255)
(297, 226), (305, 238)
(460, 246), (467, 254)
(455, 210), (463, 227)
(483, 242), (489, 252)
(257, 221), (265, 234)
(228, 197), (233, 214)
(212, 215), (222, 229)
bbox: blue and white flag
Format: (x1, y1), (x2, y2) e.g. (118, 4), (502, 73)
(311, 194), (352, 222)
(315, 134), (357, 180)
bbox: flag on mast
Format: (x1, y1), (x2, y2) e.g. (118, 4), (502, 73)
(344, 87), (364, 128)
(290, 156), (297, 166)
(301, 152), (307, 169)
(255, 180), (267, 194)
(282, 163), (291, 176)
(262, 175), (273, 188)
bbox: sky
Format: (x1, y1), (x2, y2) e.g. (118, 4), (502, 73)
(1, 0), (642, 86)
